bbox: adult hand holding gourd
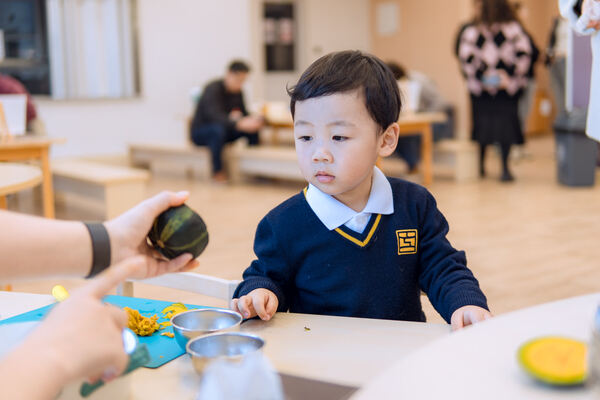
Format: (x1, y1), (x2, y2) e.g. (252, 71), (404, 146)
(104, 191), (200, 279)
(0, 256), (146, 400)
(0, 191), (199, 282)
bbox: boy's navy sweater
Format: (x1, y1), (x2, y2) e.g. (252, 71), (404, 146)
(233, 178), (488, 323)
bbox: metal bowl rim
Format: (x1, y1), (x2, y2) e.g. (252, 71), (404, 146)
(171, 308), (242, 332)
(186, 332), (265, 357)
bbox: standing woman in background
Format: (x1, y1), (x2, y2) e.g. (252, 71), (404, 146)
(456, 0), (533, 182)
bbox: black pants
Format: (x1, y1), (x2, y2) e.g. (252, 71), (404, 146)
(191, 123), (259, 173)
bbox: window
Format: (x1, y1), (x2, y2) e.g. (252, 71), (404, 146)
(0, 0), (51, 95)
(0, 0), (140, 99)
(264, 3), (295, 72)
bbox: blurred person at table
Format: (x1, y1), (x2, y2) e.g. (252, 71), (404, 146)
(0, 191), (199, 399)
(456, 0), (534, 182)
(559, 0), (600, 141)
(190, 60), (264, 182)
(232, 51), (491, 331)
(386, 62), (453, 174)
(0, 72), (45, 134)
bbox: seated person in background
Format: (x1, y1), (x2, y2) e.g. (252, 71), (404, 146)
(0, 73), (45, 135)
(386, 62), (453, 173)
(190, 60), (264, 182)
(231, 51), (491, 330)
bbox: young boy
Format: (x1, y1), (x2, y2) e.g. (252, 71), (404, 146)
(231, 51), (491, 330)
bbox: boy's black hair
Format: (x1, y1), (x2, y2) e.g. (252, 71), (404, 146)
(228, 60), (250, 73)
(287, 50), (402, 132)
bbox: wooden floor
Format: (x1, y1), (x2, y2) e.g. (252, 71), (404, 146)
(7, 135), (600, 323)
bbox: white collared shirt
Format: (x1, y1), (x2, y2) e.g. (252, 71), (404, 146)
(305, 166), (394, 233)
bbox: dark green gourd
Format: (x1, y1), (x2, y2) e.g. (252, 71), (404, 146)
(148, 204), (209, 259)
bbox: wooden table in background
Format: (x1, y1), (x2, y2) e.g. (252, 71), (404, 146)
(264, 111), (447, 186)
(397, 112), (447, 186)
(0, 136), (64, 218)
(0, 163), (43, 209)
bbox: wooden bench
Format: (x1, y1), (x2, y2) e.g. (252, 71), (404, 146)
(52, 159), (150, 219)
(230, 139), (477, 184)
(129, 142), (212, 180)
(381, 139), (478, 183)
(432, 139), (478, 182)
(229, 145), (304, 182)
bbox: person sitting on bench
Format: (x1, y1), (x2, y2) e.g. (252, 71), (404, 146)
(190, 60), (264, 182)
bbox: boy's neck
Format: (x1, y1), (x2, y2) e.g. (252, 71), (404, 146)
(332, 172), (374, 213)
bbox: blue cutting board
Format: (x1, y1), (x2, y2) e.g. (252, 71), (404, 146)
(0, 295), (209, 368)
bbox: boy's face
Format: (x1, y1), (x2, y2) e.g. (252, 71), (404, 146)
(294, 90), (398, 211)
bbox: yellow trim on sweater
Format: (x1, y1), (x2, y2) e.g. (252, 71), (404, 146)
(303, 187), (382, 247)
(334, 214), (382, 247)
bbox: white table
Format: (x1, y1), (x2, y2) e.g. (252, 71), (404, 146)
(0, 291), (449, 399)
(353, 293), (600, 400)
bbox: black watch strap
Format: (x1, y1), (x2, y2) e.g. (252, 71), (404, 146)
(83, 222), (112, 278)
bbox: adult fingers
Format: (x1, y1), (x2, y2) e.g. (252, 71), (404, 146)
(107, 304), (128, 329)
(180, 259), (200, 272)
(142, 191), (189, 218)
(81, 256), (146, 299)
(136, 253), (194, 279)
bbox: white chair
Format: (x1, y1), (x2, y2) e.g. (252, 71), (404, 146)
(118, 273), (240, 303)
(0, 94), (27, 136)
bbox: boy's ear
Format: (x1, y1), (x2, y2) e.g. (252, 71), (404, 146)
(378, 122), (399, 158)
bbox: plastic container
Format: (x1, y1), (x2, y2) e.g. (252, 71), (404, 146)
(554, 109), (598, 187)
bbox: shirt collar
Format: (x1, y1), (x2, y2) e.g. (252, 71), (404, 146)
(305, 166), (394, 231)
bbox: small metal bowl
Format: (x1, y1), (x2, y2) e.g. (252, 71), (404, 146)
(186, 332), (265, 374)
(171, 308), (242, 351)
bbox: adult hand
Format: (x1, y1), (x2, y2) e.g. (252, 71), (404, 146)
(236, 116), (264, 133)
(104, 191), (200, 279)
(587, 19), (600, 30)
(583, 0), (600, 30)
(229, 109), (244, 121)
(450, 305), (493, 331)
(231, 288), (278, 321)
(22, 256), (146, 388)
(497, 69), (511, 90)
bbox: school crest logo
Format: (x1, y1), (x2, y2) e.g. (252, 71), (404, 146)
(396, 229), (418, 255)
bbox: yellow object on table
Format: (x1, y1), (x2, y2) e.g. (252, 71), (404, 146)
(51, 285), (70, 302)
(124, 307), (160, 336)
(161, 302), (188, 319)
(518, 336), (587, 386)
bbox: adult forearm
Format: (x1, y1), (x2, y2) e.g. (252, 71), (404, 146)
(0, 211), (91, 280)
(0, 346), (66, 399)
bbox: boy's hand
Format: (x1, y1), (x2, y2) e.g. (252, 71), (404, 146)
(450, 305), (492, 331)
(231, 288), (278, 321)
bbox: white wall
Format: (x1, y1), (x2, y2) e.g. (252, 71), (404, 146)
(38, 0), (251, 158)
(252, 0), (372, 103)
(38, 0), (371, 157)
